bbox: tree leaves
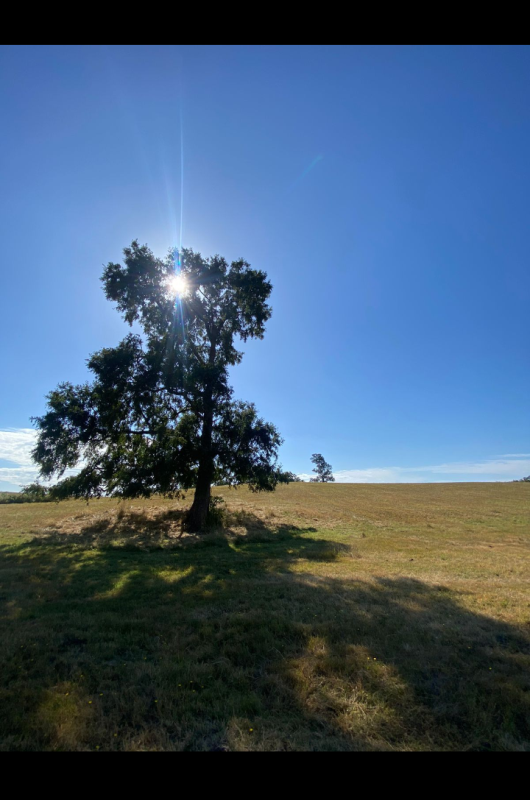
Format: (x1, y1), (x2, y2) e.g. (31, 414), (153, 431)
(310, 454), (335, 483)
(32, 242), (284, 504)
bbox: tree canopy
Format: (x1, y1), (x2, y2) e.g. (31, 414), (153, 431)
(309, 453), (335, 483)
(32, 241), (286, 530)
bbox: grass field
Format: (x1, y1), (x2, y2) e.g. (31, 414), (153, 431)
(0, 482), (529, 751)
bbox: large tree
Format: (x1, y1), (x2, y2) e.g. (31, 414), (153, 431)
(309, 453), (335, 483)
(32, 241), (285, 530)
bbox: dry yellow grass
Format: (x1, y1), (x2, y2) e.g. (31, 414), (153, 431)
(0, 482), (529, 750)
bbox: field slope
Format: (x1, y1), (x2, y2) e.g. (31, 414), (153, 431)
(0, 482), (529, 751)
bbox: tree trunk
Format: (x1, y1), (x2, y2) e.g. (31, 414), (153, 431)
(185, 331), (218, 532)
(185, 397), (214, 532)
(185, 458), (213, 531)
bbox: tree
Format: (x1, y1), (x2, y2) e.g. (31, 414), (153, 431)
(282, 471), (303, 482)
(309, 453), (335, 483)
(21, 482), (52, 501)
(32, 241), (285, 531)
(514, 475), (530, 482)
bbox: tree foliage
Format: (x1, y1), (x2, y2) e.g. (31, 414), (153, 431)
(309, 453), (335, 483)
(32, 241), (285, 529)
(282, 471), (303, 482)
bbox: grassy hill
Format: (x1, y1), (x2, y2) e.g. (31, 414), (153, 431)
(0, 482), (529, 750)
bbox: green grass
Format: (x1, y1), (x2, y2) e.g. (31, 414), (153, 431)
(0, 483), (529, 750)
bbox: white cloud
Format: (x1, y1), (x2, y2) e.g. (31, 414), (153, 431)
(0, 465), (43, 486)
(333, 468), (412, 483)
(0, 428), (37, 466)
(408, 458), (530, 477)
(0, 428), (81, 489)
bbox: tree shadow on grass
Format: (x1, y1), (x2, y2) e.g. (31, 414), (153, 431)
(0, 514), (529, 751)
(32, 507), (189, 550)
(31, 506), (320, 550)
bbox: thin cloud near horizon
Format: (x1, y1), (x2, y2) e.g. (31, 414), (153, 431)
(0, 428), (529, 490)
(298, 455), (530, 483)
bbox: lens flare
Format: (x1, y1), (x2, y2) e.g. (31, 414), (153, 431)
(165, 274), (188, 297)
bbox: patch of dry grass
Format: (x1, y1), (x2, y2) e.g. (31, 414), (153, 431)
(0, 483), (529, 750)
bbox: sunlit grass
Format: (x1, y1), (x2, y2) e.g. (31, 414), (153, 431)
(0, 483), (529, 750)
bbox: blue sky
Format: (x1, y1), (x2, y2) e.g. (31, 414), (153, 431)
(1, 45), (529, 489)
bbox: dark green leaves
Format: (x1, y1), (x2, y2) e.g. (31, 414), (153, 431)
(33, 241), (282, 504)
(310, 453), (335, 483)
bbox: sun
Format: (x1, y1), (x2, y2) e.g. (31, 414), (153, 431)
(165, 274), (188, 297)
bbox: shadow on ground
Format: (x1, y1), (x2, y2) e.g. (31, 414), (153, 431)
(0, 512), (529, 751)
(29, 506), (319, 549)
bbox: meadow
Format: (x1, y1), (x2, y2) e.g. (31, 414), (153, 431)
(0, 482), (529, 751)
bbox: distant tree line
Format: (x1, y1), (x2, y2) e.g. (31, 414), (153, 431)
(0, 483), (54, 504)
(0, 457), (326, 506)
(1, 471), (304, 505)
(513, 475), (530, 482)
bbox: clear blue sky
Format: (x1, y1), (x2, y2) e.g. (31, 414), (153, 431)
(1, 45), (529, 489)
